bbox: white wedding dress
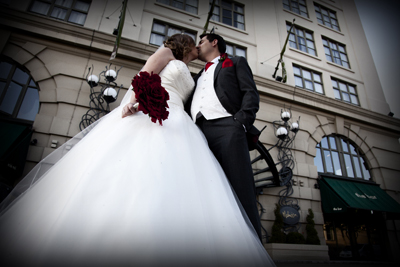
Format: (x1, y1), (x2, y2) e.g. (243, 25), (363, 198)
(0, 60), (275, 267)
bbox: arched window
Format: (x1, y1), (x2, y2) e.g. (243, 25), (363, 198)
(314, 135), (371, 180)
(0, 56), (40, 124)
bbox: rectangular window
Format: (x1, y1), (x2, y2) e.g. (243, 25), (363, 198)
(323, 150), (333, 173)
(226, 43), (246, 58)
(157, 0), (198, 14)
(331, 78), (359, 105)
(344, 154), (354, 178)
(360, 158), (370, 180)
(0, 82), (22, 115)
(210, 0), (245, 30)
(283, 0), (308, 18)
(322, 37), (350, 68)
(332, 151), (342, 176)
(293, 65), (324, 94)
(29, 0), (90, 25)
(287, 22), (316, 56)
(150, 21), (197, 47)
(315, 146), (324, 173)
(314, 3), (340, 31)
(353, 157), (362, 178)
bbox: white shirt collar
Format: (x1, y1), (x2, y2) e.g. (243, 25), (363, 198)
(210, 56), (220, 64)
(204, 56), (220, 68)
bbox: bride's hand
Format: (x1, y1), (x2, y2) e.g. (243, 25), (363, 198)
(122, 103), (138, 118)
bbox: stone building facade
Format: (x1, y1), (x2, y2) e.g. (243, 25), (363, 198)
(0, 0), (399, 262)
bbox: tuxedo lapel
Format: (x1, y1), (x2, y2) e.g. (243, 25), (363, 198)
(213, 62), (222, 82)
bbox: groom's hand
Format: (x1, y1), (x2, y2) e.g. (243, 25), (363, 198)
(122, 103), (138, 118)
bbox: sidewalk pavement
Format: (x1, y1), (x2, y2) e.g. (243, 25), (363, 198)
(274, 261), (399, 267)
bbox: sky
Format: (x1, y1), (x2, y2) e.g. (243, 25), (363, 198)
(354, 0), (400, 119)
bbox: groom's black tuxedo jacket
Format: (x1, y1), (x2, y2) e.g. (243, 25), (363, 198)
(185, 56), (261, 150)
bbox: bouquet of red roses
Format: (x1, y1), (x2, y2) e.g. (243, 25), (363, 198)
(131, 71), (169, 125)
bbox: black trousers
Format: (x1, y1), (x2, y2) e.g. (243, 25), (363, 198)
(196, 115), (262, 240)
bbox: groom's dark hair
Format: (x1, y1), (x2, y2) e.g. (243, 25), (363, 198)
(199, 33), (226, 54)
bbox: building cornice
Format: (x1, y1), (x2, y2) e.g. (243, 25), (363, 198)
(254, 74), (400, 134)
(0, 8), (205, 69)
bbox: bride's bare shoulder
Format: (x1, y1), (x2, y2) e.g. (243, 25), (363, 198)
(153, 46), (174, 60)
(141, 46), (176, 74)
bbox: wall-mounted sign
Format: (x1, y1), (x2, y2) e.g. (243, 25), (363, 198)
(355, 193), (377, 199)
(280, 205), (300, 225)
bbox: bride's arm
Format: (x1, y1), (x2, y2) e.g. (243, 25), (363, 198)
(122, 47), (174, 118)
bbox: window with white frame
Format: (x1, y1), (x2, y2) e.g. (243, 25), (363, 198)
(331, 78), (359, 105)
(322, 37), (350, 68)
(226, 43), (246, 58)
(156, 0), (198, 14)
(314, 135), (371, 180)
(314, 3), (340, 31)
(0, 57), (40, 123)
(210, 0), (245, 30)
(287, 22), (316, 56)
(293, 65), (324, 94)
(28, 0), (90, 26)
(283, 0), (308, 18)
(150, 21), (197, 46)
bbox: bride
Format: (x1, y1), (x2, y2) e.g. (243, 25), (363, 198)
(0, 34), (276, 267)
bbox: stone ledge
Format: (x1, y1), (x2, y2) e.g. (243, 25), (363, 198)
(264, 243), (329, 261)
(274, 260), (398, 266)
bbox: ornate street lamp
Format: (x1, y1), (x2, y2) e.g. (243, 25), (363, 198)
(253, 106), (301, 242)
(269, 107), (300, 186)
(272, 107), (302, 232)
(79, 64), (123, 131)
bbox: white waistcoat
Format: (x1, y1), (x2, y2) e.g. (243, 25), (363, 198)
(191, 57), (232, 122)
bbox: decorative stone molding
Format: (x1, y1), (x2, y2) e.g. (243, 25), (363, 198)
(264, 243), (329, 261)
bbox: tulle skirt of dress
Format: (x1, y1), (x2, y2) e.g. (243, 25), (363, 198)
(0, 92), (275, 267)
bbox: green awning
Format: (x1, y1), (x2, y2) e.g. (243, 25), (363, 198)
(0, 121), (33, 182)
(319, 176), (400, 215)
(0, 121), (29, 158)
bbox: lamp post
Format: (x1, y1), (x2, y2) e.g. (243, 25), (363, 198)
(273, 107), (302, 232)
(79, 64), (123, 131)
(253, 107), (302, 242)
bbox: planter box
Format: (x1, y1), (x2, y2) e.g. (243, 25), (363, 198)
(264, 243), (329, 261)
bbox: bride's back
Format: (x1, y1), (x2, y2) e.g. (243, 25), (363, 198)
(159, 59), (194, 108)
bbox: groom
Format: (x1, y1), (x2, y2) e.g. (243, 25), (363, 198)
(185, 33), (262, 240)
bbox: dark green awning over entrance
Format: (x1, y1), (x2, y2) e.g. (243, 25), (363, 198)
(0, 121), (29, 158)
(319, 176), (400, 215)
(0, 121), (33, 182)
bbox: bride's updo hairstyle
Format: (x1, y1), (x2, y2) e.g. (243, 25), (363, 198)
(163, 34), (195, 60)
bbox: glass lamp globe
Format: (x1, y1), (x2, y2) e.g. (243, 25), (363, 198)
(105, 69), (117, 82)
(276, 127), (288, 140)
(87, 75), (99, 87)
(103, 87), (117, 103)
(281, 111), (291, 122)
(291, 122), (299, 133)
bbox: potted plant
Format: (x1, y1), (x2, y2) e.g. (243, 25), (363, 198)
(305, 208), (321, 245)
(269, 203), (286, 243)
(264, 205), (328, 260)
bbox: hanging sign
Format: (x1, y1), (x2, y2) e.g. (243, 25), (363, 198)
(280, 205), (300, 225)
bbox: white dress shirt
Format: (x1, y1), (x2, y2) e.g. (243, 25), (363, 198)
(191, 56), (232, 122)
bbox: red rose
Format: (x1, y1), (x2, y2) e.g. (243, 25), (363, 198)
(131, 71), (169, 125)
(219, 53), (234, 68)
